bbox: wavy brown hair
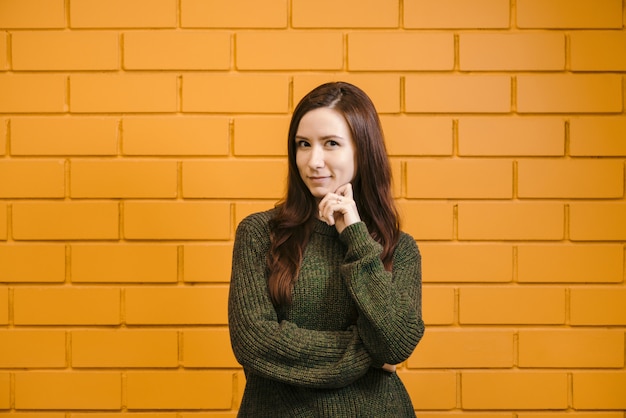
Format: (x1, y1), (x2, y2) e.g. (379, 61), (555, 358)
(267, 82), (400, 306)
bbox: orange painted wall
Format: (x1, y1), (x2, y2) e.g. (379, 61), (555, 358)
(0, 0), (625, 415)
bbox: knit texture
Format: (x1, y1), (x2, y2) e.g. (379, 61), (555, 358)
(228, 208), (425, 417)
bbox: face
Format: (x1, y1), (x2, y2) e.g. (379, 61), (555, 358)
(295, 107), (357, 200)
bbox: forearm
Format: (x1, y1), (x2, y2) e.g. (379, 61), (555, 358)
(340, 223), (425, 364)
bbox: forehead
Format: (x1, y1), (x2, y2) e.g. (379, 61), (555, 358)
(296, 107), (351, 137)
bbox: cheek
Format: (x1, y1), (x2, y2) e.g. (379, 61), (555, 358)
(344, 154), (357, 180)
(295, 153), (305, 172)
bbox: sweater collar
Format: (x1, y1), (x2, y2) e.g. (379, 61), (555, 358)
(313, 218), (339, 237)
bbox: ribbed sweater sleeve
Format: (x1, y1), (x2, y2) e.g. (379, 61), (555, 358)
(228, 213), (373, 389)
(339, 222), (425, 365)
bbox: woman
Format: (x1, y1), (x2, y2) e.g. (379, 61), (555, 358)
(228, 82), (424, 417)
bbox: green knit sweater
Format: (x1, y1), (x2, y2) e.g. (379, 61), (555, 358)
(228, 208), (425, 417)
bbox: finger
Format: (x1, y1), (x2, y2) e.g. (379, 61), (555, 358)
(334, 183), (352, 199)
(318, 197), (334, 225)
(342, 183), (353, 200)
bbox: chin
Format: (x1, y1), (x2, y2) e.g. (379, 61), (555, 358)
(307, 186), (330, 199)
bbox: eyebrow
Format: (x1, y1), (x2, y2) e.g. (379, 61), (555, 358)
(295, 134), (344, 141)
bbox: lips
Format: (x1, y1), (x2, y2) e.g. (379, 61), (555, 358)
(308, 176), (330, 184)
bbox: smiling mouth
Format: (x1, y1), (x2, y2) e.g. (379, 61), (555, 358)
(308, 176), (330, 183)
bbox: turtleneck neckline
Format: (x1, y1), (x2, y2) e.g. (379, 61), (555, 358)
(313, 218), (339, 237)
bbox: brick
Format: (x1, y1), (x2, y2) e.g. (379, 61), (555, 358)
(182, 74), (288, 113)
(0, 287), (7, 324)
(406, 159), (512, 199)
(183, 244), (233, 283)
(71, 244), (178, 283)
(0, 245), (65, 283)
(0, 330), (65, 368)
(518, 414), (623, 418)
(69, 416), (175, 418)
(292, 0), (398, 28)
(409, 329), (513, 368)
(0, 160), (65, 198)
(380, 116), (452, 156)
(391, 160), (402, 198)
(420, 244), (513, 283)
(390, 156), (405, 193)
(422, 286), (455, 325)
(0, 33), (7, 70)
(181, 0), (287, 28)
(71, 74), (177, 113)
(458, 117), (564, 156)
(233, 117), (288, 156)
(0, 0), (65, 28)
(183, 329), (239, 367)
(181, 414), (238, 418)
(573, 372), (626, 409)
(124, 31), (230, 70)
(517, 75), (623, 113)
(12, 202), (119, 240)
(397, 201), (454, 240)
(404, 0), (509, 28)
(72, 330), (178, 368)
(0, 204), (6, 240)
(569, 117), (626, 156)
(237, 31), (342, 70)
(570, 288), (626, 326)
(11, 117), (118, 156)
(183, 160), (286, 199)
(124, 201), (230, 240)
(460, 286), (565, 324)
(234, 371), (245, 409)
(569, 203), (626, 241)
(12, 31), (118, 70)
(0, 374), (8, 408)
(460, 33), (564, 71)
(125, 286), (229, 325)
(71, 160), (177, 198)
(13, 287), (120, 325)
(127, 371), (232, 409)
(571, 31), (626, 71)
(123, 117), (229, 156)
(293, 75), (401, 114)
(46, 415), (107, 418)
(0, 74), (66, 113)
(405, 75), (511, 113)
(458, 202), (564, 240)
(518, 159), (623, 198)
(70, 0), (176, 28)
(462, 372), (568, 409)
(349, 32), (453, 71)
(519, 330), (624, 368)
(518, 244), (623, 283)
(517, 0), (623, 28)
(0, 119), (6, 155)
(399, 371), (456, 409)
(14, 372), (121, 409)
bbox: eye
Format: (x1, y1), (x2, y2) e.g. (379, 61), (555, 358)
(296, 139), (310, 147)
(326, 140), (339, 147)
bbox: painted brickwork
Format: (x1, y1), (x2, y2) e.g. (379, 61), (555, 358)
(0, 0), (625, 415)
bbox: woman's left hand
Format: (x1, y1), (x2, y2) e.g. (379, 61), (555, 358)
(318, 183), (361, 234)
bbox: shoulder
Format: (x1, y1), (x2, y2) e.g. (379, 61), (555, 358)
(235, 207), (278, 239)
(395, 230), (421, 261)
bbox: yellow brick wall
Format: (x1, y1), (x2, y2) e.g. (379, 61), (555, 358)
(0, 0), (624, 415)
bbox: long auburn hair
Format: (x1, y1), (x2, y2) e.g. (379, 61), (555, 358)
(267, 82), (400, 306)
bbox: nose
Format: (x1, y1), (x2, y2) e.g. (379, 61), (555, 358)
(308, 144), (325, 169)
